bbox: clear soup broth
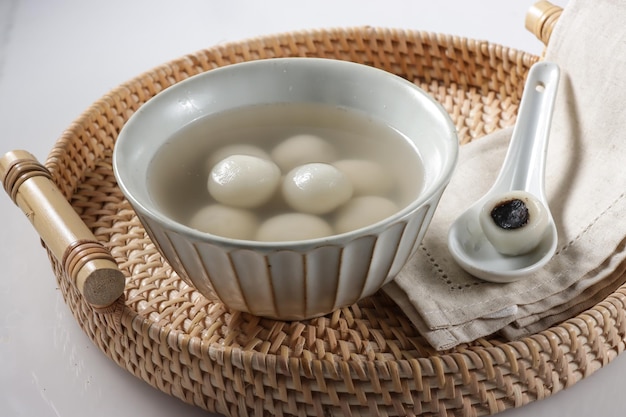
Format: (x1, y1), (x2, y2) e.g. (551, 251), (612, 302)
(148, 102), (425, 241)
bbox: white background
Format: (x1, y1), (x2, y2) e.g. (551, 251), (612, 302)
(5, 1), (626, 416)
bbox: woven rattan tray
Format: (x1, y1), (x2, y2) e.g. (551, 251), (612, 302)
(17, 9), (626, 417)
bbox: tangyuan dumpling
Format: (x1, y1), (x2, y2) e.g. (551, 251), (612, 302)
(208, 154), (281, 208)
(334, 196), (399, 234)
(333, 159), (392, 196)
(479, 190), (549, 256)
(282, 163), (353, 215)
(271, 134), (337, 172)
(256, 213), (333, 241)
(205, 144), (270, 173)
(188, 204), (258, 240)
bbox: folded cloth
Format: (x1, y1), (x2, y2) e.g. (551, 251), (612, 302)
(385, 0), (626, 350)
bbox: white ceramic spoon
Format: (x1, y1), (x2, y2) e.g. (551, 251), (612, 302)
(447, 61), (560, 283)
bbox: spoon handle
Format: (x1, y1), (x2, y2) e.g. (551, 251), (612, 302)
(493, 61), (560, 201)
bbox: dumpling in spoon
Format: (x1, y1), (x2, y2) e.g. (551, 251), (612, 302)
(479, 190), (549, 256)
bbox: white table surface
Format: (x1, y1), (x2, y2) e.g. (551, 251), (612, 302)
(4, 1), (625, 416)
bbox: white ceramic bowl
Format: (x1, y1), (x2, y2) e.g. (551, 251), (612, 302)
(113, 58), (458, 320)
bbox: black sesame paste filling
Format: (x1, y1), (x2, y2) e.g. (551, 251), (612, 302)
(490, 199), (529, 230)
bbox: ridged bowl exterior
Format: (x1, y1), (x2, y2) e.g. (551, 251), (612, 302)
(137, 196), (439, 320)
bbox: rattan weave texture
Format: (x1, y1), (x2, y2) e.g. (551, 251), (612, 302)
(42, 26), (626, 417)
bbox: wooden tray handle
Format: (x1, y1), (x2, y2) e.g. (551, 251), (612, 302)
(1, 150), (125, 309)
(526, 1), (563, 46)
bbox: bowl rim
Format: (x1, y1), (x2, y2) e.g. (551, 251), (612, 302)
(113, 57), (459, 250)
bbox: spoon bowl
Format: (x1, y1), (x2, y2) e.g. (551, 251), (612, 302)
(447, 61), (560, 283)
(448, 197), (558, 283)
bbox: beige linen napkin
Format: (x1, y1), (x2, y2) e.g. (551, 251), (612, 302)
(385, 0), (626, 350)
